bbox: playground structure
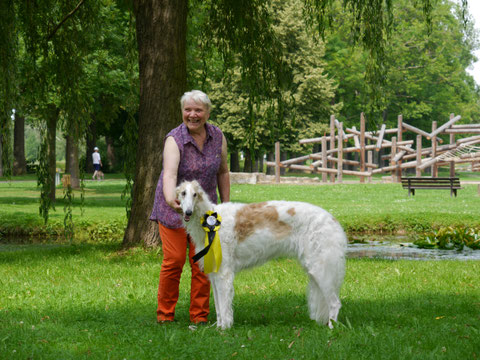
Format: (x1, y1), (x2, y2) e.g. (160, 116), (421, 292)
(266, 113), (480, 183)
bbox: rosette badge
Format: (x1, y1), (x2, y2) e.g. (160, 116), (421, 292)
(192, 211), (222, 273)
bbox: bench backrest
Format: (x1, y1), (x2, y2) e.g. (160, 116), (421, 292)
(401, 177), (461, 188)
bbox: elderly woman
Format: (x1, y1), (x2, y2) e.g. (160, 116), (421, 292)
(150, 90), (230, 324)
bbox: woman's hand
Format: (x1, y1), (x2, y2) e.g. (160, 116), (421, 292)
(167, 199), (183, 214)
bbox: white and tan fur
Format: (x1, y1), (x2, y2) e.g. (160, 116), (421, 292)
(176, 180), (347, 329)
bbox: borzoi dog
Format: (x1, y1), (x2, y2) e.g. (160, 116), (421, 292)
(176, 180), (347, 329)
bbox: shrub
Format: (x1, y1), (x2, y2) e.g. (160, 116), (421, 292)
(414, 226), (480, 250)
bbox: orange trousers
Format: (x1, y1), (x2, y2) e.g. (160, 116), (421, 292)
(157, 223), (210, 323)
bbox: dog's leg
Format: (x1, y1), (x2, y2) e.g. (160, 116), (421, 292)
(307, 274), (331, 326)
(307, 263), (343, 329)
(213, 269), (235, 330)
(209, 274), (223, 328)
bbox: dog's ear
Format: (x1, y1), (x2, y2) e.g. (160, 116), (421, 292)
(175, 182), (185, 199)
(191, 180), (203, 200)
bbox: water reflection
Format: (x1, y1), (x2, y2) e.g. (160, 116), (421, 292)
(1, 240), (479, 261)
(348, 239), (480, 261)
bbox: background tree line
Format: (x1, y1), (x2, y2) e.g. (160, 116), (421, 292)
(0, 0), (478, 245)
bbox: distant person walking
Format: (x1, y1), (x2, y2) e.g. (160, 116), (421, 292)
(92, 147), (104, 180)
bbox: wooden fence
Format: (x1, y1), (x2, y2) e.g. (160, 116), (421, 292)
(266, 113), (480, 183)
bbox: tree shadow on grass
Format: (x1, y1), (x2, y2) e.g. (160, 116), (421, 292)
(0, 243), (161, 267)
(0, 194), (126, 208)
(1, 291), (479, 359)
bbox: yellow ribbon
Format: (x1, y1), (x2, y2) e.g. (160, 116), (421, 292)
(201, 211), (222, 273)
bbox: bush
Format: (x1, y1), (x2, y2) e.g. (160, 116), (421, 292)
(414, 226), (480, 250)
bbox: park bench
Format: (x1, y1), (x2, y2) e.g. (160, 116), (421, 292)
(401, 177), (462, 197)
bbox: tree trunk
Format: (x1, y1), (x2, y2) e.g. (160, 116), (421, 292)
(85, 118), (97, 174)
(66, 134), (80, 188)
(106, 135), (116, 170)
(13, 115), (27, 175)
(280, 151), (287, 175)
(230, 150), (239, 172)
(257, 151), (264, 173)
(0, 133), (3, 177)
(65, 135), (71, 174)
(243, 148), (253, 173)
(123, 0), (187, 247)
(46, 105), (58, 202)
(266, 152), (275, 175)
(252, 151), (260, 172)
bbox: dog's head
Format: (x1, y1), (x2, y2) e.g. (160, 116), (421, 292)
(176, 180), (204, 222)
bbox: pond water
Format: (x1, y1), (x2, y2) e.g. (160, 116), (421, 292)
(1, 239), (480, 261)
(347, 239), (480, 261)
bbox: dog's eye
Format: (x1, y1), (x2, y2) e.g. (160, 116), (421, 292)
(193, 193), (197, 197)
(181, 191), (186, 196)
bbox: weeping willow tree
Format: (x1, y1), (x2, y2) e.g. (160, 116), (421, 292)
(123, 0), (469, 247)
(0, 2), (16, 178)
(15, 1), (100, 222)
(0, 0), (470, 245)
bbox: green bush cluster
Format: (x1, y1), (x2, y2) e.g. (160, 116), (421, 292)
(0, 220), (126, 244)
(85, 220), (125, 242)
(414, 226), (480, 250)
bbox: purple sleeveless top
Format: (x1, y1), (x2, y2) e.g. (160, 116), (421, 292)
(150, 123), (223, 229)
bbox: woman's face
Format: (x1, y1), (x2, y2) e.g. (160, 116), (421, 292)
(182, 99), (209, 134)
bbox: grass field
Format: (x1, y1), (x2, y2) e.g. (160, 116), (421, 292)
(1, 174), (480, 358)
(0, 244), (479, 359)
(1, 173), (480, 241)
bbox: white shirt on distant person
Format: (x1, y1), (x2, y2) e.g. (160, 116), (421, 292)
(92, 152), (101, 164)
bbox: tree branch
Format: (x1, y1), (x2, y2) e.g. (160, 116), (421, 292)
(47, 0), (85, 41)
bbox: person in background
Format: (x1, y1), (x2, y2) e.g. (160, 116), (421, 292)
(92, 146), (103, 180)
(150, 90), (230, 324)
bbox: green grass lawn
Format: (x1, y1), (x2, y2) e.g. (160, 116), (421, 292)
(1, 175), (479, 358)
(1, 174), (480, 241)
(0, 179), (128, 241)
(0, 244), (478, 359)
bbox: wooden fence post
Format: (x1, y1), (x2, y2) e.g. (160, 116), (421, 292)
(449, 114), (455, 178)
(321, 136), (327, 183)
(368, 151), (373, 183)
(360, 112), (366, 183)
(329, 115), (336, 183)
(391, 136), (397, 182)
(275, 141), (280, 183)
(338, 122), (343, 183)
(396, 114), (403, 182)
(432, 121), (438, 177)
(416, 135), (422, 177)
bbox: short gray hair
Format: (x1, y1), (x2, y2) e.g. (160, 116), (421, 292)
(180, 90), (212, 113)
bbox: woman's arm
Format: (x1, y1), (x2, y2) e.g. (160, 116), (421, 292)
(217, 134), (230, 203)
(162, 136), (182, 213)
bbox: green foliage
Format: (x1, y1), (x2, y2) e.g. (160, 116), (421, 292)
(120, 11), (140, 219)
(383, 0), (479, 129)
(325, 0), (480, 129)
(63, 184), (74, 243)
(85, 220), (126, 242)
(415, 226), (480, 250)
(121, 113), (138, 219)
(188, 0), (479, 158)
(79, 155), (86, 216)
(0, 1), (16, 177)
(3, 177), (480, 243)
(204, 0), (338, 155)
(36, 127), (54, 224)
